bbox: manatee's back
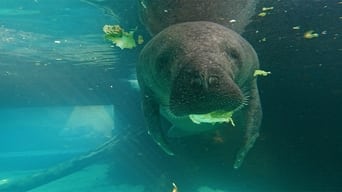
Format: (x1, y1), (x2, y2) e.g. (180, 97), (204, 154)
(138, 0), (257, 35)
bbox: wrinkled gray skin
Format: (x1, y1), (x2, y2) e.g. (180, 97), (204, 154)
(137, 21), (262, 169)
(138, 0), (257, 35)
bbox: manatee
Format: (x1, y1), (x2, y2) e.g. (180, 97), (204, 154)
(137, 21), (262, 169)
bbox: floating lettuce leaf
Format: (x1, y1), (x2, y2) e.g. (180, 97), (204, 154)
(189, 110), (235, 126)
(103, 24), (136, 49)
(253, 69), (271, 77)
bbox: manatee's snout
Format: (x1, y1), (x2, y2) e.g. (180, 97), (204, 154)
(169, 68), (244, 116)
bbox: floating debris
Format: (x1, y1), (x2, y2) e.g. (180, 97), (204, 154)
(172, 182), (178, 192)
(258, 12), (267, 17)
(258, 6), (274, 17)
(229, 19), (237, 23)
(140, 0), (147, 9)
(304, 30), (319, 39)
(262, 7), (274, 11)
(292, 26), (301, 30)
(259, 37), (267, 42)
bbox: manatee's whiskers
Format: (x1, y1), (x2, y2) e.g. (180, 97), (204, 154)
(160, 105), (186, 120)
(242, 95), (249, 106)
(232, 93), (249, 113)
(241, 87), (250, 105)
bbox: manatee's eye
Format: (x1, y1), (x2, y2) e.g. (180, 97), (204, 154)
(208, 76), (219, 86)
(226, 48), (240, 61)
(190, 77), (202, 87)
(230, 49), (240, 60)
(156, 54), (169, 69)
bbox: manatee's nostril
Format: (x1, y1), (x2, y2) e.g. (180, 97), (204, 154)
(190, 77), (202, 88)
(208, 76), (219, 86)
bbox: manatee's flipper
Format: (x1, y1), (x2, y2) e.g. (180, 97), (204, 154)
(233, 132), (259, 169)
(234, 80), (262, 169)
(142, 91), (174, 155)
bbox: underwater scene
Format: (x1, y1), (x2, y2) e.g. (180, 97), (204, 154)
(0, 0), (341, 191)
